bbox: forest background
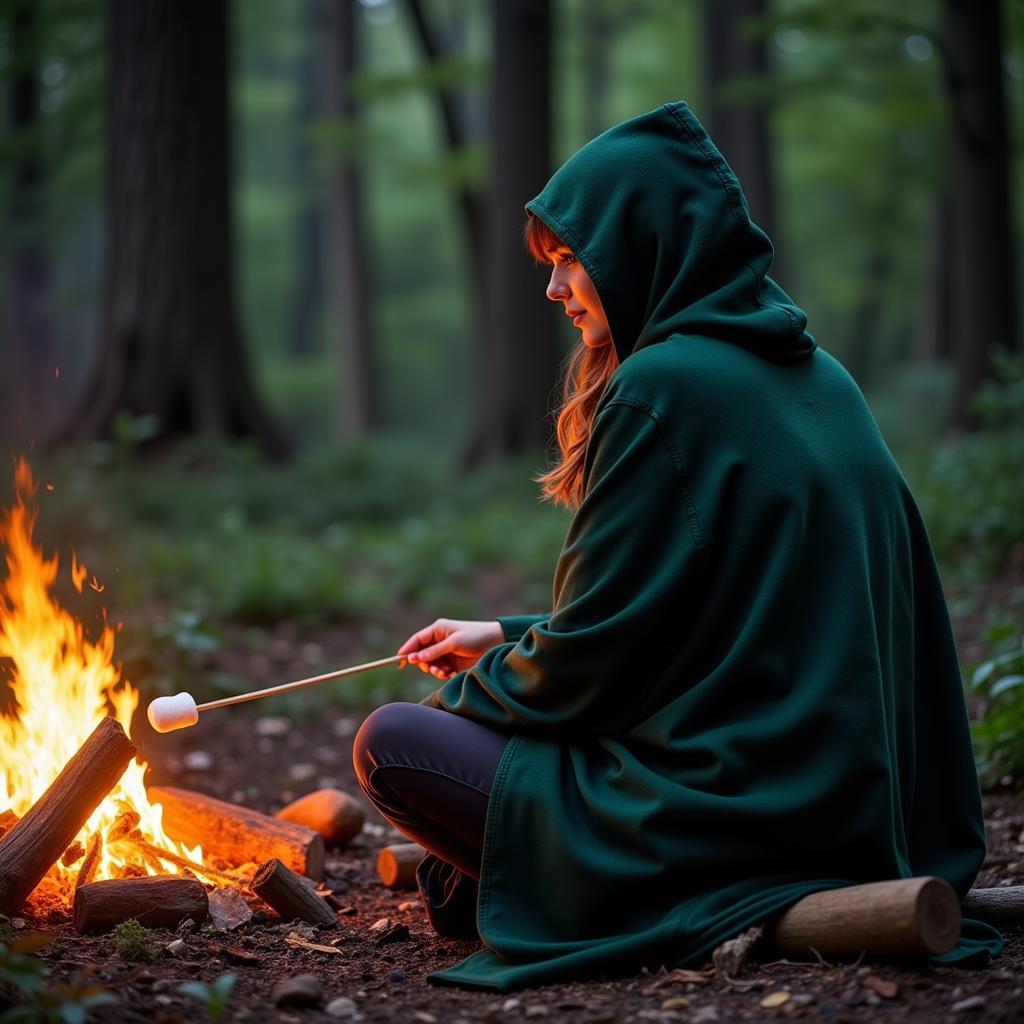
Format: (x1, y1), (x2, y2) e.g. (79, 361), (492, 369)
(0, 0), (1022, 786)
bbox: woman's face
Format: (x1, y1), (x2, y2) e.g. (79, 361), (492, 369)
(544, 246), (613, 350)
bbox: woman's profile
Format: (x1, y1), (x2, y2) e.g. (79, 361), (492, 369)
(353, 100), (1003, 991)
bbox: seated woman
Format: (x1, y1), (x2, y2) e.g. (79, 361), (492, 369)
(353, 100), (1003, 991)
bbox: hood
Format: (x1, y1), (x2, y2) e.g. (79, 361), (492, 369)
(525, 101), (816, 366)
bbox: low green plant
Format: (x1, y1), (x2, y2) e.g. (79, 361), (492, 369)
(0, 936), (117, 1023)
(178, 973), (237, 1024)
(970, 611), (1024, 789)
(109, 919), (155, 962)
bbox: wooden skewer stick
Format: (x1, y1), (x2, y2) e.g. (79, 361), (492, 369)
(197, 655), (405, 713)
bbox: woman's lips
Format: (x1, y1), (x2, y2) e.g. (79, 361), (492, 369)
(572, 312), (585, 325)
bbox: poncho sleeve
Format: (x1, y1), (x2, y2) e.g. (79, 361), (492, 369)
(421, 397), (708, 735)
(496, 615), (549, 643)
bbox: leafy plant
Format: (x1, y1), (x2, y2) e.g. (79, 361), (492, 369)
(109, 919), (155, 962)
(178, 973), (237, 1024)
(0, 936), (117, 1024)
(970, 612), (1024, 789)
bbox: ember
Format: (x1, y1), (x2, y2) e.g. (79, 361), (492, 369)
(0, 459), (222, 906)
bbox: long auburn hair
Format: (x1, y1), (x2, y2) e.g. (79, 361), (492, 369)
(524, 213), (620, 511)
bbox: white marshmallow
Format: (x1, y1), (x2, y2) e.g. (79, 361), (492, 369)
(147, 692), (199, 733)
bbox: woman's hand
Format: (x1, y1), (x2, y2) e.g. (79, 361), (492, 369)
(397, 618), (505, 681)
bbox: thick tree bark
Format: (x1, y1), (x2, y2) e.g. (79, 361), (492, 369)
(941, 0), (1018, 429)
(322, 0), (378, 439)
(912, 194), (954, 363)
(700, 0), (786, 289)
(7, 1), (58, 439)
(0, 718), (136, 914)
(59, 0), (288, 456)
(463, 0), (558, 466)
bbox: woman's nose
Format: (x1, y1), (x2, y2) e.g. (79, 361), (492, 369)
(546, 266), (569, 302)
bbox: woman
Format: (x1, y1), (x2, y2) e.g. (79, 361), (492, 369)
(353, 101), (1002, 991)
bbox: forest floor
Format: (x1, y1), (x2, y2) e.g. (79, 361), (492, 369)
(8, 563), (1024, 1024)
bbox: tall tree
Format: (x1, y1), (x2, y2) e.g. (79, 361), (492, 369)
(940, 0), (1017, 428)
(700, 0), (785, 287)
(288, 0), (326, 360)
(7, 0), (58, 438)
(60, 0), (287, 455)
(463, 0), (558, 464)
(321, 0), (377, 439)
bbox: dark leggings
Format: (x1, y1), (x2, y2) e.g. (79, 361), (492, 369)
(352, 702), (511, 880)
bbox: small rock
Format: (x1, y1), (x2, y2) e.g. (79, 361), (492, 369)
(760, 991), (791, 1008)
(863, 975), (898, 1000)
(389, 969), (406, 983)
(291, 922), (319, 941)
(289, 762), (318, 782)
(208, 887), (253, 931)
(525, 1007), (549, 1018)
(691, 1007), (720, 1024)
(326, 996), (359, 1019)
(398, 901), (418, 912)
(662, 996), (690, 1009)
(155, 994), (174, 1007)
(951, 995), (987, 1013)
(374, 923), (410, 946)
(369, 917), (392, 934)
(10, 918), (25, 930)
(255, 716), (290, 737)
(503, 998), (521, 1012)
(332, 717), (357, 737)
(165, 939), (187, 957)
(176, 918), (197, 936)
(864, 992), (882, 1006)
(183, 750), (213, 771)
(271, 974), (323, 1009)
(413, 1013), (437, 1024)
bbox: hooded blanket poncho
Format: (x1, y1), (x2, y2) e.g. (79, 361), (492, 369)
(421, 100), (1003, 990)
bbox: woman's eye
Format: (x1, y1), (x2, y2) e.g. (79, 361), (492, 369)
(562, 254), (576, 266)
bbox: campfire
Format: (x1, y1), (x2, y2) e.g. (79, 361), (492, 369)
(0, 460), (330, 932)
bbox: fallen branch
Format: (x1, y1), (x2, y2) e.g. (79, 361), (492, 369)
(961, 885), (1024, 927)
(251, 858), (337, 928)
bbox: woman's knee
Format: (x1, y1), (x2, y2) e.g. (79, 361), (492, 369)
(352, 701), (427, 790)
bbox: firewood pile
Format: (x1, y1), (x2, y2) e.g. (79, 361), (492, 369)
(0, 716), (425, 937)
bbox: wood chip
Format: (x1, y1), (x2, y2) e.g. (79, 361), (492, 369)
(712, 924), (764, 979)
(760, 991), (791, 1008)
(285, 931), (344, 955)
(862, 975), (899, 999)
(207, 942), (261, 966)
(207, 887), (253, 931)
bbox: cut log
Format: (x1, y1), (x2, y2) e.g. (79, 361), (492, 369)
(74, 876), (209, 933)
(376, 843), (425, 890)
(962, 885), (1024, 927)
(761, 876), (960, 959)
(251, 857), (337, 928)
(148, 786), (324, 881)
(275, 788), (364, 846)
(0, 717), (136, 914)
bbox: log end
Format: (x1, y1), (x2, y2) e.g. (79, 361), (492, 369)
(916, 876), (961, 954)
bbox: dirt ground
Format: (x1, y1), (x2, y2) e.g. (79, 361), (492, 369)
(5, 568), (1024, 1024)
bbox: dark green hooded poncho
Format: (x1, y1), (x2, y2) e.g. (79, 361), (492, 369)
(421, 101), (1002, 990)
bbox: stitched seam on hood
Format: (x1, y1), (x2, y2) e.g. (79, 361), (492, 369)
(525, 199), (609, 298)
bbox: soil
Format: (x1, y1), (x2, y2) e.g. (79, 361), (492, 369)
(3, 570), (1024, 1024)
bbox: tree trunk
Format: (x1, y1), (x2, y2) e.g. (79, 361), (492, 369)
(58, 0), (288, 456)
(941, 0), (1017, 429)
(7, 1), (58, 440)
(288, 0), (326, 359)
(700, 0), (786, 289)
(463, 0), (558, 466)
(322, 0), (378, 439)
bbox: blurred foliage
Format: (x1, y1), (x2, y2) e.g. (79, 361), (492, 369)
(177, 974), (236, 1024)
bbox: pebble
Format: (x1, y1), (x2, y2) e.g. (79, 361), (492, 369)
(525, 1008), (550, 1018)
(325, 995), (360, 1019)
(165, 939), (187, 957)
(951, 995), (987, 1013)
(412, 1013), (437, 1024)
(289, 762), (317, 782)
(271, 974), (324, 1009)
(9, 918), (25, 930)
(503, 998), (521, 1012)
(389, 969), (406, 983)
(398, 901), (418, 912)
(176, 918), (197, 935)
(183, 750), (213, 772)
(254, 716), (290, 737)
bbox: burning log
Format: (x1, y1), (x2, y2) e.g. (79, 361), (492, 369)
(0, 810), (20, 840)
(0, 717), (136, 914)
(73, 876), (209, 933)
(148, 786), (325, 881)
(376, 843), (425, 890)
(761, 876), (960, 958)
(251, 858), (337, 928)
(73, 833), (103, 892)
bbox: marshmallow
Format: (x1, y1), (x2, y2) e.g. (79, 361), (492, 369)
(147, 692), (199, 733)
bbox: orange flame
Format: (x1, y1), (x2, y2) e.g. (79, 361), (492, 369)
(0, 458), (214, 901)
